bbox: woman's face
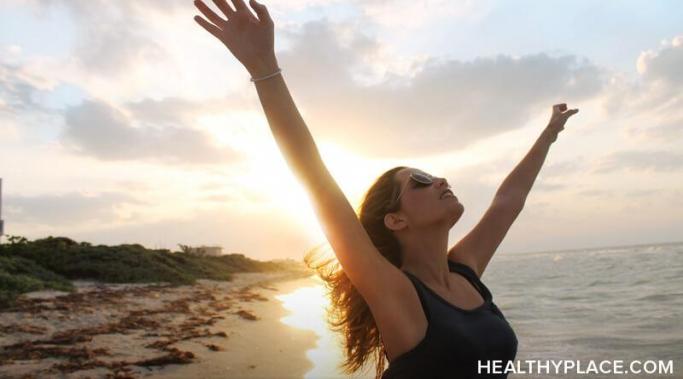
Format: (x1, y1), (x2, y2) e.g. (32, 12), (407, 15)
(389, 167), (464, 231)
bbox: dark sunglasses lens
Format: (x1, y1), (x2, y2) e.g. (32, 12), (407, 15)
(412, 172), (433, 184)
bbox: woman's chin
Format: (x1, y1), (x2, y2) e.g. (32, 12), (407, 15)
(447, 203), (464, 224)
(449, 200), (464, 212)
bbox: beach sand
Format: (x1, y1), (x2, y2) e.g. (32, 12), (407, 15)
(0, 270), (320, 379)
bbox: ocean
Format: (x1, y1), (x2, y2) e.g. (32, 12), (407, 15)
(488, 241), (683, 378)
(278, 241), (683, 378)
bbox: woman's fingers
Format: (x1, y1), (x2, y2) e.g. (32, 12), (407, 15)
(230, 0), (248, 11)
(552, 103), (579, 118)
(548, 103), (578, 130)
(194, 15), (223, 41)
(194, 0), (227, 28)
(553, 103), (567, 113)
(249, 0), (273, 26)
(211, 0), (235, 19)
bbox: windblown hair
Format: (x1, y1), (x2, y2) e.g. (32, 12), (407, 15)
(303, 166), (407, 379)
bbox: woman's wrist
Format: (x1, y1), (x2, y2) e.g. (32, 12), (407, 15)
(542, 125), (560, 144)
(247, 55), (280, 78)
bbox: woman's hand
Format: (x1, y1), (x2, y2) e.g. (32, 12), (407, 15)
(545, 103), (579, 142)
(193, 0), (278, 77)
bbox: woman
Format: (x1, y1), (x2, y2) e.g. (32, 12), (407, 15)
(193, 1), (579, 378)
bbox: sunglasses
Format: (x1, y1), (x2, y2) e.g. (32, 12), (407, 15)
(387, 171), (448, 210)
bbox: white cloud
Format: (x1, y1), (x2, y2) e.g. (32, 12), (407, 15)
(636, 35), (683, 86)
(5, 191), (142, 225)
(0, 61), (58, 114)
(354, 0), (491, 29)
(592, 150), (683, 174)
(276, 20), (605, 157)
(602, 35), (683, 147)
(6, 1), (604, 160)
(62, 99), (240, 165)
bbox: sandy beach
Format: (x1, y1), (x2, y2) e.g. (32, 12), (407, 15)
(0, 270), (320, 379)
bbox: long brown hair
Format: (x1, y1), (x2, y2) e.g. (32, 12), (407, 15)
(303, 165), (407, 379)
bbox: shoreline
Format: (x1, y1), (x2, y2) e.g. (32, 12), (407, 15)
(0, 270), (320, 378)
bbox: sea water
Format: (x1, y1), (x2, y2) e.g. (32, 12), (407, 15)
(489, 241), (683, 378)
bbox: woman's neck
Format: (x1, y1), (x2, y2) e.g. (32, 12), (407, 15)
(399, 228), (452, 289)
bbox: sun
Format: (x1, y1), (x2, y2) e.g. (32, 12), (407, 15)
(199, 112), (391, 240)
(250, 140), (382, 237)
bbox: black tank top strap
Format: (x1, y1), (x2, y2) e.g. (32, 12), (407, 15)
(382, 271), (433, 362)
(401, 270), (433, 323)
(447, 260), (493, 302)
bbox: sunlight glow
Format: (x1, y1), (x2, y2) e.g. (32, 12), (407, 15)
(208, 128), (394, 243)
(275, 276), (358, 379)
(197, 111), (266, 150)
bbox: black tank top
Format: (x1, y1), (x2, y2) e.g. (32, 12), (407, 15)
(381, 260), (518, 379)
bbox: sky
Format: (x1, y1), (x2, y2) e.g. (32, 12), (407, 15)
(1, 0), (682, 261)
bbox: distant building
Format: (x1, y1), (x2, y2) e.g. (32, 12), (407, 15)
(0, 178), (4, 238)
(183, 245), (223, 256)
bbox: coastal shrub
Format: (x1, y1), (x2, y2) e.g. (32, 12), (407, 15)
(0, 255), (73, 307)
(1, 237), (219, 284)
(0, 235), (310, 307)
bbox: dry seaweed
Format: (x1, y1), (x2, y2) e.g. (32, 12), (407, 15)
(1, 279), (273, 378)
(133, 347), (194, 367)
(235, 310), (259, 321)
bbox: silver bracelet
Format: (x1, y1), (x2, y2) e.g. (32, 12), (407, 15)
(250, 68), (282, 83)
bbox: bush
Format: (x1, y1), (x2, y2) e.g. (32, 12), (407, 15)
(0, 235), (309, 308)
(0, 254), (73, 308)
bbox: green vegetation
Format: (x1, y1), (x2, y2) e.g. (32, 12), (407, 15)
(0, 235), (307, 308)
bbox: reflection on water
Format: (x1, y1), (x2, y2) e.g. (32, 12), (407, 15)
(276, 275), (351, 378)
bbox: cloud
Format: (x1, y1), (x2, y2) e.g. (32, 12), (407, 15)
(534, 182), (569, 192)
(123, 97), (198, 128)
(0, 61), (56, 115)
(4, 0), (231, 105)
(0, 59), (66, 141)
(276, 20), (606, 157)
(62, 99), (239, 165)
(540, 157), (589, 178)
(19, 0), (168, 76)
(6, 3), (606, 159)
(575, 189), (615, 198)
(592, 150), (683, 174)
(637, 35), (683, 87)
(603, 35), (683, 144)
(122, 96), (251, 128)
(5, 191), (141, 225)
(352, 0), (491, 29)
(626, 118), (683, 143)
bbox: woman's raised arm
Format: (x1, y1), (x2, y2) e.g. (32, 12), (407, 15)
(448, 103), (579, 277)
(193, 0), (399, 301)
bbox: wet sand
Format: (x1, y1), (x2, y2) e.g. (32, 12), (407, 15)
(0, 270), (319, 379)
